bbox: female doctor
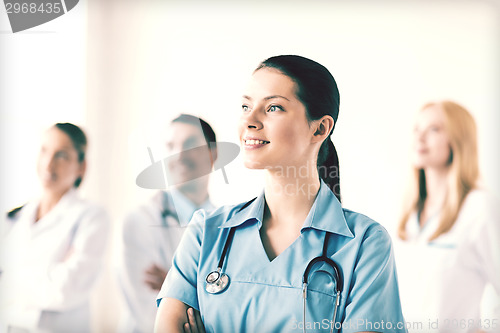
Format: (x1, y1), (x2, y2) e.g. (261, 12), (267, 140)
(155, 55), (407, 333)
(0, 123), (109, 332)
(395, 101), (500, 332)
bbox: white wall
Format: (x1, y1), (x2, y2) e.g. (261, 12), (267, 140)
(0, 1), (88, 212)
(2, 0), (499, 331)
(88, 0), (499, 230)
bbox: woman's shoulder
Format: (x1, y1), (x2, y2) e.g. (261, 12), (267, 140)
(2, 203), (30, 237)
(63, 190), (109, 223)
(4, 193), (40, 220)
(463, 188), (499, 210)
(69, 191), (105, 210)
(178, 200), (253, 244)
(186, 196), (256, 232)
(456, 188), (500, 229)
(5, 205), (26, 224)
(342, 208), (391, 243)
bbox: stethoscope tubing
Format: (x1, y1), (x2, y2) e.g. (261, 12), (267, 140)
(205, 199), (343, 333)
(205, 198), (256, 294)
(217, 228), (236, 270)
(302, 233), (342, 333)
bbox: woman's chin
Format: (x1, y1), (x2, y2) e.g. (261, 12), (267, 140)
(39, 180), (55, 189)
(243, 160), (268, 170)
(411, 157), (426, 169)
(39, 182), (72, 195)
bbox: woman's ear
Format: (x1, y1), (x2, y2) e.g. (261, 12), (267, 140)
(312, 115), (334, 143)
(78, 160), (87, 182)
(79, 160), (87, 175)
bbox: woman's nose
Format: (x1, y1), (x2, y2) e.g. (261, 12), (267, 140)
(414, 128), (426, 142)
(243, 109), (263, 130)
(48, 155), (59, 170)
(39, 153), (54, 170)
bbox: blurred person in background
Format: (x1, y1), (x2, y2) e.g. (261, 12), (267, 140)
(117, 114), (217, 333)
(395, 100), (500, 333)
(0, 123), (110, 333)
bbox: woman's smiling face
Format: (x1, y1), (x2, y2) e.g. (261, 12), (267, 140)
(238, 67), (316, 170)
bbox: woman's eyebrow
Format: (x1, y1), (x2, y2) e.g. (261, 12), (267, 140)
(264, 95), (290, 101)
(56, 145), (75, 152)
(242, 95), (290, 101)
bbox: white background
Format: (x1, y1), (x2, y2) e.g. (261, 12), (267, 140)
(1, 0), (499, 331)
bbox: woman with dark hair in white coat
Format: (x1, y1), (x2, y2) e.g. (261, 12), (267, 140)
(0, 123), (109, 333)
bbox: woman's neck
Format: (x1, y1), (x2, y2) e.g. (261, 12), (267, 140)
(263, 162), (320, 230)
(36, 189), (67, 222)
(423, 167), (449, 210)
(259, 162), (320, 261)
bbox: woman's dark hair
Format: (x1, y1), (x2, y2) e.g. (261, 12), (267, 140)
(256, 55), (341, 201)
(54, 122), (87, 188)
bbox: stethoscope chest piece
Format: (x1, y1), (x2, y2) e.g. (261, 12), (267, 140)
(205, 269), (230, 294)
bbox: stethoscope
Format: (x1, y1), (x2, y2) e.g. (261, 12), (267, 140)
(302, 232), (342, 333)
(205, 199), (343, 333)
(205, 198), (255, 294)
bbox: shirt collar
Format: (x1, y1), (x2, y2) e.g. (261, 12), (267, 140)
(220, 180), (354, 238)
(220, 191), (266, 229)
(27, 188), (79, 227)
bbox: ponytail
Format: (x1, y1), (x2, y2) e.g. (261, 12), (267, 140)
(256, 55), (341, 201)
(318, 138), (341, 202)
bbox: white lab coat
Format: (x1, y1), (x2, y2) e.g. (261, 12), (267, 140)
(116, 190), (213, 333)
(0, 188), (109, 333)
(394, 189), (500, 333)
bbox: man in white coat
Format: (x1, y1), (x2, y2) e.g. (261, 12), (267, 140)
(117, 114), (217, 333)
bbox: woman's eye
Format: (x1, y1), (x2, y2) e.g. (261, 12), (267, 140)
(267, 105), (282, 112)
(55, 151), (69, 160)
(242, 105), (250, 112)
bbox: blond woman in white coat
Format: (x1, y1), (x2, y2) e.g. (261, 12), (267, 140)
(0, 123), (109, 333)
(395, 101), (500, 333)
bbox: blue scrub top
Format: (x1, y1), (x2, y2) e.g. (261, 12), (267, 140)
(158, 181), (407, 332)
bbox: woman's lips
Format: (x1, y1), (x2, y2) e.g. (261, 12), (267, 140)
(243, 139), (270, 149)
(40, 172), (57, 182)
(416, 148), (428, 154)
